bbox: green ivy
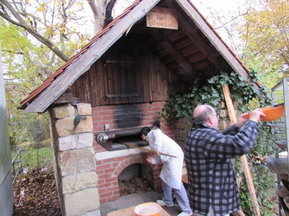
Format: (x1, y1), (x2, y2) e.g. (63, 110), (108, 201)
(161, 71), (270, 120)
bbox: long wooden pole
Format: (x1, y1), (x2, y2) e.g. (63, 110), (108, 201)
(222, 85), (261, 216)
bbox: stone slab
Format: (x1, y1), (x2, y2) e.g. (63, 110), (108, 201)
(53, 105), (75, 119)
(59, 148), (96, 176)
(77, 103), (92, 116)
(74, 116), (93, 134)
(62, 171), (98, 194)
(55, 117), (74, 137)
(64, 188), (100, 216)
(59, 133), (93, 151)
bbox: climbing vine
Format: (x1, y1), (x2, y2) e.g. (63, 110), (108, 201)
(161, 70), (271, 120)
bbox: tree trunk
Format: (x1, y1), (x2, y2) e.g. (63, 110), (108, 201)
(87, 0), (116, 34)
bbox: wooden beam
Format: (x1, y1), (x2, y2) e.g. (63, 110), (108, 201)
(151, 30), (194, 75)
(24, 0), (161, 113)
(222, 85), (261, 216)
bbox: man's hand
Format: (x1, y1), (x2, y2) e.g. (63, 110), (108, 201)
(146, 156), (153, 164)
(249, 109), (266, 123)
(150, 150), (160, 155)
(146, 155), (161, 164)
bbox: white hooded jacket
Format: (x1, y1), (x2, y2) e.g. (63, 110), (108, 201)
(146, 128), (184, 189)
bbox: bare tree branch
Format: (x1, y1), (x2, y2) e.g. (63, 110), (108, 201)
(0, 0), (68, 61)
(87, 0), (114, 34)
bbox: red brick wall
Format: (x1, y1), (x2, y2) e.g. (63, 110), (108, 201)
(92, 101), (175, 152)
(93, 101), (175, 203)
(96, 154), (162, 203)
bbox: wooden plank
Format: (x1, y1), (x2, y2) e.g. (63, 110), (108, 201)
(146, 7), (178, 30)
(140, 57), (150, 102)
(176, 0), (254, 84)
(106, 61), (114, 104)
(158, 58), (169, 100)
(94, 61), (105, 105)
(180, 47), (200, 57)
(88, 66), (96, 105)
(194, 61), (209, 71)
(175, 38), (194, 49)
(120, 61), (126, 103)
(128, 60), (137, 103)
(53, 92), (73, 105)
(164, 29), (184, 42)
(84, 70), (91, 102)
(147, 56), (153, 101)
(135, 57), (144, 102)
(222, 85), (261, 216)
(25, 0), (161, 113)
(112, 58), (120, 104)
(188, 54), (207, 64)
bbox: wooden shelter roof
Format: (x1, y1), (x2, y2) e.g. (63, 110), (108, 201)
(20, 0), (260, 113)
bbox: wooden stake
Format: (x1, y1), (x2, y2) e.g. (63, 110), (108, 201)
(222, 85), (261, 216)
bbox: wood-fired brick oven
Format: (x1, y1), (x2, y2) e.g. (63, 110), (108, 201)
(95, 126), (149, 151)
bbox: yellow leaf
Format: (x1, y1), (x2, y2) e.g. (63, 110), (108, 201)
(37, 3), (46, 12)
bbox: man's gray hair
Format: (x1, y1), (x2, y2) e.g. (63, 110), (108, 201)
(193, 104), (215, 126)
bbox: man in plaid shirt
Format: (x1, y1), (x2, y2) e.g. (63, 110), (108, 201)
(185, 104), (264, 216)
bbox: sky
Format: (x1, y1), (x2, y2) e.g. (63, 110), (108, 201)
(191, 0), (246, 54)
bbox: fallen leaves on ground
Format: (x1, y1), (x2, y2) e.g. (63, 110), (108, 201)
(13, 166), (61, 216)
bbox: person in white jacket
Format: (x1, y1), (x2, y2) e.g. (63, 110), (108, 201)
(140, 126), (192, 216)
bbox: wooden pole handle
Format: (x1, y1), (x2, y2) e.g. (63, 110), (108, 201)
(139, 147), (177, 158)
(222, 85), (261, 216)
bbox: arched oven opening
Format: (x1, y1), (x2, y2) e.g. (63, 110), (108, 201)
(118, 163), (153, 196)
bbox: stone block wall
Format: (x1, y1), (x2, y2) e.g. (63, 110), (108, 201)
(50, 103), (100, 216)
(175, 116), (192, 149)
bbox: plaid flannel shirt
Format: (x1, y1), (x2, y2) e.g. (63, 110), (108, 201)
(185, 120), (259, 216)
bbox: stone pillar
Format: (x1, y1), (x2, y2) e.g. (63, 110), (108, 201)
(50, 103), (100, 216)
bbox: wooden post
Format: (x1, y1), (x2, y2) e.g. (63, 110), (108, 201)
(222, 85), (261, 216)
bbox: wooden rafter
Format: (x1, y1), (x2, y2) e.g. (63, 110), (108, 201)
(179, 15), (220, 67)
(150, 30), (194, 76)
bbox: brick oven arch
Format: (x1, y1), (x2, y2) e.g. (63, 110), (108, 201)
(96, 153), (162, 203)
(113, 155), (145, 177)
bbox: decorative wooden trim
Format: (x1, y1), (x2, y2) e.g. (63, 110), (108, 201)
(146, 7), (178, 30)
